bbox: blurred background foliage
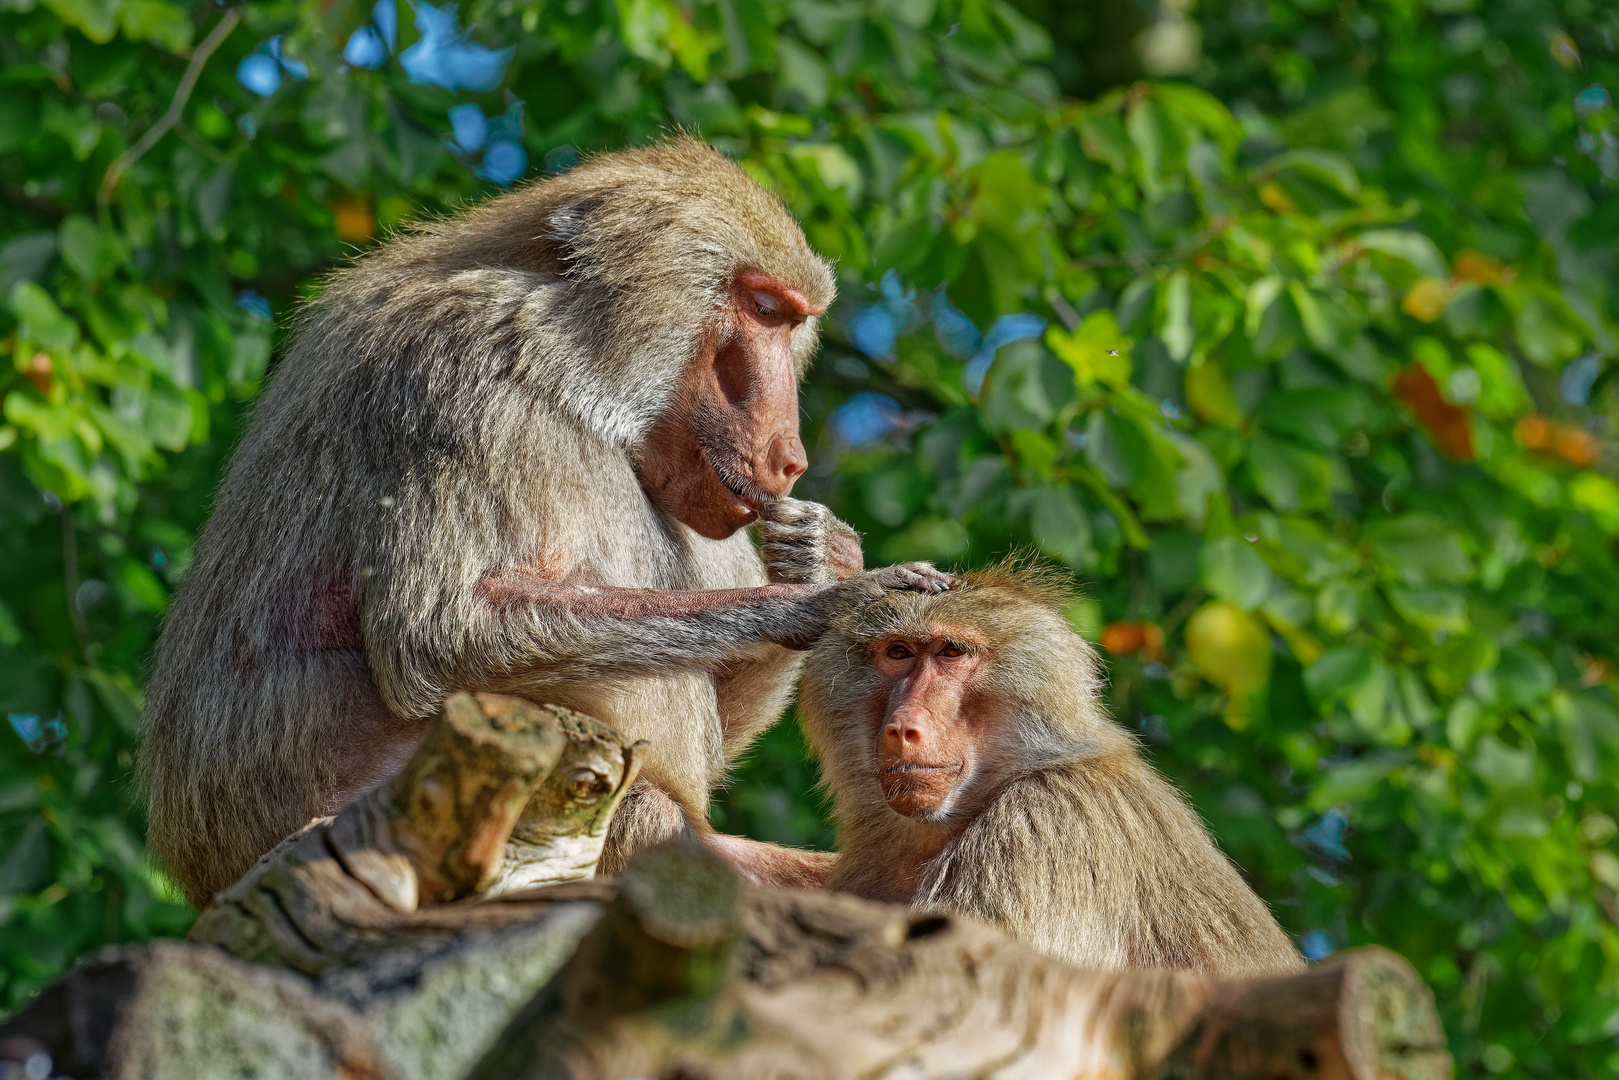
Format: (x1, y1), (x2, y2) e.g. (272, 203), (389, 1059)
(1, 0), (1617, 1072)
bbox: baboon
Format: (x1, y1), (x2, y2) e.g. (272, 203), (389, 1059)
(800, 566), (1305, 976)
(141, 137), (949, 905)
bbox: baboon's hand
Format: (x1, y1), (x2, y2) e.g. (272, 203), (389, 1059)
(769, 562), (952, 650)
(847, 562), (954, 599)
(759, 498), (864, 584)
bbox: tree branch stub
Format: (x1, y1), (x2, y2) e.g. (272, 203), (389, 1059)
(189, 693), (640, 975)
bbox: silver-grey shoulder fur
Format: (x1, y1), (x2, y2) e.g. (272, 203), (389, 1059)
(141, 138), (838, 904)
(799, 571), (1306, 976)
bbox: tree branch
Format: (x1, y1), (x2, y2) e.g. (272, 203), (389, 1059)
(97, 8), (242, 209)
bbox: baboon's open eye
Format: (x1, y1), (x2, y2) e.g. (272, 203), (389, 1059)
(938, 643), (966, 658)
(884, 643), (915, 660)
(752, 291), (781, 318)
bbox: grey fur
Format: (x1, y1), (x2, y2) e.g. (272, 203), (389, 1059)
(800, 571), (1306, 976)
(141, 138), (859, 904)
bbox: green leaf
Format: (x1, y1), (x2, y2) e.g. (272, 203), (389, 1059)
(1491, 802), (1550, 839)
(1474, 734), (1536, 791)
(0, 600), (21, 647)
(139, 387), (191, 452)
(1445, 695), (1487, 752)
(1311, 651), (1410, 745)
(1386, 586), (1469, 636)
(1246, 433), (1345, 512)
(1199, 534), (1272, 610)
(57, 215), (101, 280)
(1256, 388), (1362, 453)
(9, 281), (79, 352)
(1308, 755), (1398, 812)
(1428, 635), (1499, 698)
(1046, 310), (1131, 389)
(1354, 229), (1448, 279)
(118, 0), (191, 52)
(1243, 275), (1284, 342)
(1513, 295), (1582, 367)
(1184, 360), (1244, 427)
(1029, 484), (1094, 567)
(787, 143), (863, 205)
(1078, 111), (1132, 173)
(0, 818), (51, 894)
(41, 98), (102, 160)
(1314, 579), (1362, 634)
(1362, 514), (1474, 585)
(43, 0), (123, 43)
(1463, 343), (1531, 420)
(1168, 430), (1222, 525)
(1160, 269), (1193, 362)
(1569, 474), (1619, 534)
(1152, 83), (1242, 151)
(1555, 692), (1619, 784)
(1085, 408), (1181, 520)
(0, 233), (57, 295)
(777, 38), (830, 110)
(1271, 148), (1360, 196)
(1254, 515), (1360, 584)
(1493, 645), (1556, 709)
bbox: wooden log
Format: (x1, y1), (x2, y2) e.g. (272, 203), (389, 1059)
(1157, 947), (1450, 1080)
(12, 691), (1449, 1080)
(189, 692), (642, 975)
(0, 942), (390, 1080)
(470, 845), (1451, 1080)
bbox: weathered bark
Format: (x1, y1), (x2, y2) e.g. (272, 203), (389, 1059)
(0, 942), (388, 1080)
(2, 692), (1451, 1080)
(188, 692), (642, 974)
(469, 844), (1452, 1080)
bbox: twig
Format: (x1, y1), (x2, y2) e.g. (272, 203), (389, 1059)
(98, 7), (242, 209)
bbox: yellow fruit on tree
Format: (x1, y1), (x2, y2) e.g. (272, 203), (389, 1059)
(1401, 277), (1449, 323)
(1184, 600), (1273, 728)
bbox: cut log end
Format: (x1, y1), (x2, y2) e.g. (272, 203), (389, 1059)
(1155, 945), (1452, 1080)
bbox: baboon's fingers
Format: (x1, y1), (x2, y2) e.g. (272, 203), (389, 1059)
(757, 497), (819, 525)
(859, 563), (952, 596)
(894, 562), (953, 594)
(761, 542), (816, 567)
(759, 518), (817, 544)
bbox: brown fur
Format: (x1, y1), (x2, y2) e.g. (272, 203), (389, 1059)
(799, 568), (1306, 976)
(141, 138), (865, 904)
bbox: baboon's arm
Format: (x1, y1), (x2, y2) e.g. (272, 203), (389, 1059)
(476, 574), (837, 663)
(367, 565), (946, 720)
(459, 563), (946, 676)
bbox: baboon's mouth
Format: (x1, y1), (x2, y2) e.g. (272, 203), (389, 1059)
(702, 449), (769, 514)
(721, 476), (763, 513)
(879, 763), (962, 777)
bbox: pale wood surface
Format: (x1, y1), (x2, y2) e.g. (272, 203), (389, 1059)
(2, 693), (1452, 1080)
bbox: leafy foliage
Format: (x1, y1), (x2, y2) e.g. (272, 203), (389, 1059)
(2, 0), (1617, 1073)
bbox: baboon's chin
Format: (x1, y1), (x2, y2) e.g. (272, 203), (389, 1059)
(881, 774), (960, 820)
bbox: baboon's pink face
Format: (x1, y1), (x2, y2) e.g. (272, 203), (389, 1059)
(868, 626), (1000, 821)
(635, 272), (824, 540)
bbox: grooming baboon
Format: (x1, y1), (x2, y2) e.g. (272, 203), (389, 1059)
(800, 566), (1304, 976)
(141, 137), (948, 904)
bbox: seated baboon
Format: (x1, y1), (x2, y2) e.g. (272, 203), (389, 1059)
(799, 566), (1304, 976)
